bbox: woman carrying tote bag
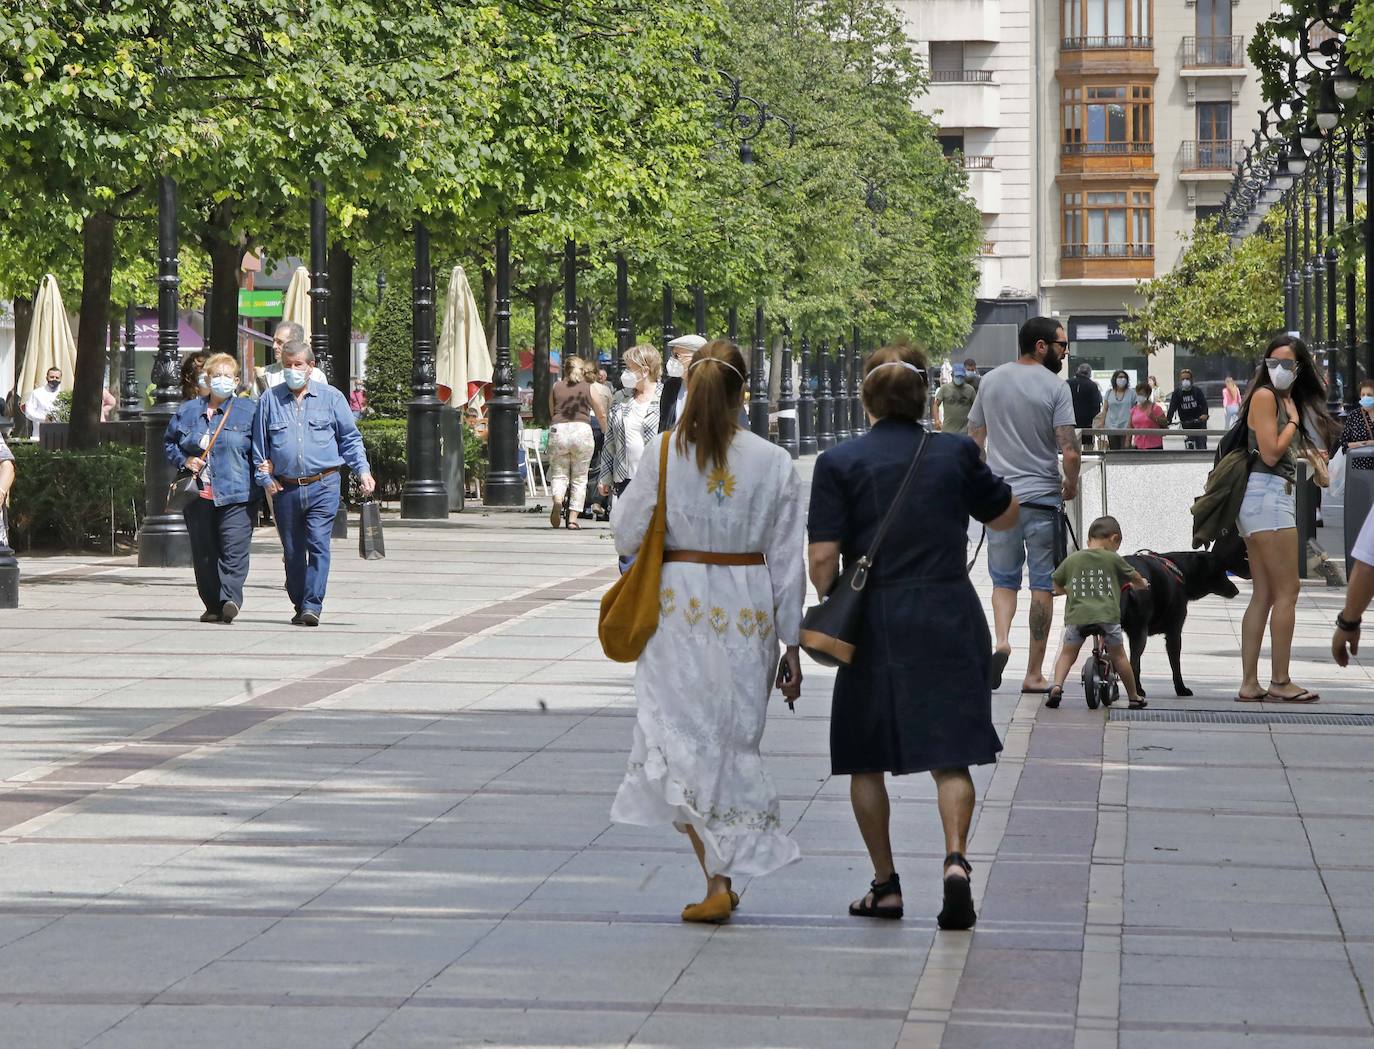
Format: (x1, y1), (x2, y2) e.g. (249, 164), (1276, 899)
(609, 340), (804, 924)
(807, 344), (1019, 931)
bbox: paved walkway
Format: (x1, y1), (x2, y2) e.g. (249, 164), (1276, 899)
(2, 474), (1374, 1049)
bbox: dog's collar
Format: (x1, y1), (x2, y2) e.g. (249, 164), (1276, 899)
(1136, 550), (1185, 585)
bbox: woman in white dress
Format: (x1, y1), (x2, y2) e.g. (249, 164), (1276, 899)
(611, 339), (804, 923)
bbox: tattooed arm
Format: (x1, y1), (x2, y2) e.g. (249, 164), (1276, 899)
(1056, 424), (1081, 502)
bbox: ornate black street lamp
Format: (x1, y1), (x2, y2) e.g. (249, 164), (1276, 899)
(798, 335), (817, 455)
(563, 239), (578, 375)
(309, 180), (332, 382)
(850, 325), (865, 435)
(400, 224), (447, 519)
(662, 284), (676, 361)
(119, 304), (140, 419)
(1344, 129), (1358, 407)
(484, 227), (524, 506)
(615, 253), (631, 370)
(833, 341), (851, 442)
(137, 175), (192, 568)
(749, 303), (769, 438)
(816, 339), (835, 451)
(777, 322), (799, 459)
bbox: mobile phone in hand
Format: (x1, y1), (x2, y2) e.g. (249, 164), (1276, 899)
(776, 657), (795, 710)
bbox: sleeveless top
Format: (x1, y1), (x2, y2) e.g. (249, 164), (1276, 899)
(1248, 397), (1298, 483)
(551, 380), (593, 425)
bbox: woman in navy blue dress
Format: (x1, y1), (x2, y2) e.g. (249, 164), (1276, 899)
(807, 344), (1019, 930)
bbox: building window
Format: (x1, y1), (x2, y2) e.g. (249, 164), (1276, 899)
(1062, 85), (1153, 154)
(939, 134), (965, 158)
(1062, 190), (1153, 257)
(1197, 102), (1231, 143)
(1063, 0), (1152, 48)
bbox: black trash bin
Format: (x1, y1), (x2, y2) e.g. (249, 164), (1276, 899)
(439, 405), (465, 513)
(1344, 447), (1374, 574)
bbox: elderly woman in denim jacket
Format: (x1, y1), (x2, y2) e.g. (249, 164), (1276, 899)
(163, 352), (258, 623)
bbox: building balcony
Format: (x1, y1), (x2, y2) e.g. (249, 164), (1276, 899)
(1179, 35), (1247, 101)
(1181, 35), (1245, 69)
(1058, 38), (1156, 75)
(898, 0), (1000, 43)
(962, 155), (994, 169)
(1062, 35), (1152, 50)
(916, 76), (1000, 129)
(1060, 243), (1154, 280)
(1179, 139), (1241, 178)
(1060, 142), (1156, 175)
(965, 165), (1002, 214)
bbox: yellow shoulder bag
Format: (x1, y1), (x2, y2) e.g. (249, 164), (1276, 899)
(598, 435), (670, 662)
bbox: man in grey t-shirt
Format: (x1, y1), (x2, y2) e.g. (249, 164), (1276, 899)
(968, 317), (1081, 694)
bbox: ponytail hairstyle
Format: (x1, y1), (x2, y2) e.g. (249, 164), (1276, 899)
(675, 339), (747, 472)
(861, 343), (929, 422)
(565, 356), (588, 384)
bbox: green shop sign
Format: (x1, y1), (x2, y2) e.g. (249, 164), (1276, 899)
(238, 290), (284, 318)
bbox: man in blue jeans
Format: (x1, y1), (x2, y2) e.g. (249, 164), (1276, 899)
(968, 318), (1081, 692)
(252, 342), (375, 626)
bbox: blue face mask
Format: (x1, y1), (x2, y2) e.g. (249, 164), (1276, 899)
(953, 376), (965, 386)
(283, 368), (309, 391)
(1361, 395), (1374, 410)
(209, 376), (236, 399)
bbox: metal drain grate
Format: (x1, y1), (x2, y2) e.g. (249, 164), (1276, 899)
(1108, 708), (1374, 727)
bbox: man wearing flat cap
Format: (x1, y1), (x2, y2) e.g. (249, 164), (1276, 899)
(659, 334), (707, 432)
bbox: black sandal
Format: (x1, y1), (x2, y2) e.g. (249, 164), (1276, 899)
(937, 853), (977, 931)
(849, 872), (904, 920)
(1046, 685), (1064, 709)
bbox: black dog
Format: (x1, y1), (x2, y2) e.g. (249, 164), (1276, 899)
(1120, 533), (1250, 697)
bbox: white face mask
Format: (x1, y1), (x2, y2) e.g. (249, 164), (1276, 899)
(1180, 379), (1192, 391)
(620, 370), (640, 390)
(1114, 377), (1128, 390)
(1136, 394), (1150, 406)
(666, 357), (685, 379)
(1267, 361), (1297, 392)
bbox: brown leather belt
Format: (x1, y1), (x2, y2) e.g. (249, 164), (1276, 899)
(277, 466), (340, 487)
(663, 550), (766, 566)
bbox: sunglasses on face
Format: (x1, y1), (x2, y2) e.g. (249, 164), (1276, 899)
(1266, 359), (1297, 372)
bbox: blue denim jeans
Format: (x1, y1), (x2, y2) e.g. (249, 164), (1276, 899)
(273, 473), (341, 614)
(987, 501), (1059, 592)
(183, 498), (253, 613)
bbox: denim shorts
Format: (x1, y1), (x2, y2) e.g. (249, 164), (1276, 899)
(1063, 622), (1124, 648)
(1237, 471), (1296, 537)
(987, 502), (1059, 592)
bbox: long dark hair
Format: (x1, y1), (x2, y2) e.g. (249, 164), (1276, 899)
(676, 340), (746, 472)
(1238, 334), (1338, 449)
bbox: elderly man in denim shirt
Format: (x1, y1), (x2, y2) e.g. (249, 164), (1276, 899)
(252, 342), (375, 626)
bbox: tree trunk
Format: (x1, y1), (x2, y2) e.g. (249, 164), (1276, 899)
(204, 200), (242, 360)
(69, 211), (116, 449)
(328, 243), (354, 394)
(532, 283), (555, 427)
(11, 294), (33, 407)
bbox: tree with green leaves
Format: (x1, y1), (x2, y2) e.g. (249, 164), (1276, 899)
(364, 283), (414, 419)
(1121, 217), (1284, 357)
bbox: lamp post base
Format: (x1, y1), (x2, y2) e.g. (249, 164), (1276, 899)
(137, 514), (193, 568)
(401, 482), (449, 520)
(0, 546), (17, 608)
(482, 474), (526, 507)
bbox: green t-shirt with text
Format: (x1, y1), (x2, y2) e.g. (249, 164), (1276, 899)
(936, 382), (977, 434)
(1052, 548), (1135, 626)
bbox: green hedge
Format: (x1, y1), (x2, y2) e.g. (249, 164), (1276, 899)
(6, 443), (144, 551)
(357, 418), (486, 506)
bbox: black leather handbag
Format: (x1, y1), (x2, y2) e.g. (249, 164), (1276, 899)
(800, 432), (930, 668)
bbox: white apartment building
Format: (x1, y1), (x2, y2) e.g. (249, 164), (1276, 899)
(896, 0), (1279, 380)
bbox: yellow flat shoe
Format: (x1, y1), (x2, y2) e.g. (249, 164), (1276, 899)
(681, 892), (733, 923)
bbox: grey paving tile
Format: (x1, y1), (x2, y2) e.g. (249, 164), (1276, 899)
(632, 1011), (905, 1049)
(358, 1004), (649, 1048)
(419, 920), (709, 1003)
(1127, 764), (1296, 815)
(1125, 810), (1315, 867)
(0, 915), (274, 995)
(660, 925), (930, 1011)
(4, 1004), (140, 1049)
(83, 1004), (391, 1049)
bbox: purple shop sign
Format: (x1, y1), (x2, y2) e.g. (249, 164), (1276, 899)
(132, 309), (204, 351)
